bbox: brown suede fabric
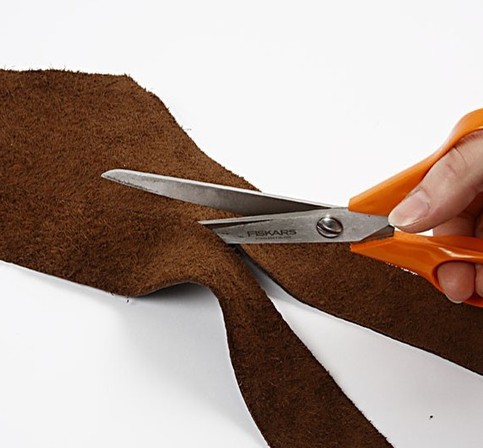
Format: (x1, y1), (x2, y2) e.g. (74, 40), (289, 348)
(243, 244), (483, 374)
(0, 70), (481, 447)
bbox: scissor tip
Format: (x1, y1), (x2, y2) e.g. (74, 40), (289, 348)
(101, 169), (125, 180)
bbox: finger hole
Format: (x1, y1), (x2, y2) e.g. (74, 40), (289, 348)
(437, 262), (475, 303)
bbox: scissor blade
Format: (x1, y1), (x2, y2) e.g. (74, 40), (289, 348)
(201, 209), (393, 244)
(102, 169), (332, 215)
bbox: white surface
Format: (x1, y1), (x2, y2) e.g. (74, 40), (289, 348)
(1, 1), (483, 446)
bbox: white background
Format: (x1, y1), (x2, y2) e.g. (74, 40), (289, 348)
(1, 1), (483, 447)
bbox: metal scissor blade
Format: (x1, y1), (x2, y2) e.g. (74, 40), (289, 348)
(201, 209), (393, 244)
(102, 169), (333, 215)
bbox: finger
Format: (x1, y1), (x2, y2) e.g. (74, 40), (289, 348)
(437, 263), (475, 303)
(388, 131), (483, 233)
(476, 265), (483, 297)
(434, 212), (476, 303)
(475, 214), (483, 297)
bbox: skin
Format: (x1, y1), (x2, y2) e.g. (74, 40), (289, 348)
(388, 131), (483, 303)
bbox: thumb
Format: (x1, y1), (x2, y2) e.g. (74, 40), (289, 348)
(388, 132), (483, 233)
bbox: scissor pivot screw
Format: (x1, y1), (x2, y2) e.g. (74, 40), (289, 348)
(317, 216), (343, 239)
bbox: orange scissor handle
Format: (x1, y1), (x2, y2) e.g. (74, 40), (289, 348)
(349, 108), (483, 215)
(351, 233), (483, 307)
(349, 108), (483, 308)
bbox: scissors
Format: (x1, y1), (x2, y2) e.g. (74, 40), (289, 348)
(102, 109), (483, 308)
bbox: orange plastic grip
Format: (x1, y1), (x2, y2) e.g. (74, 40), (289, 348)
(351, 232), (483, 307)
(349, 109), (483, 308)
(349, 109), (483, 216)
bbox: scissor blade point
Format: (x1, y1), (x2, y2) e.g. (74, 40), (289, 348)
(102, 169), (127, 179)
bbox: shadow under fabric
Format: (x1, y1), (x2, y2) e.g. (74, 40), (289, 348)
(0, 70), (481, 448)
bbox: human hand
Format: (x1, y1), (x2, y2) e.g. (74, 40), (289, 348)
(388, 132), (483, 303)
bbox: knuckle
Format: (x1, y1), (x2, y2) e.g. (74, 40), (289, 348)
(440, 146), (470, 180)
(430, 145), (481, 197)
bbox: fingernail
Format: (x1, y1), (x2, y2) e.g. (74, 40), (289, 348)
(388, 188), (430, 228)
(445, 295), (464, 304)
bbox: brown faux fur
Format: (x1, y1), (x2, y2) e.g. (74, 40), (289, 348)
(1, 70), (481, 447)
